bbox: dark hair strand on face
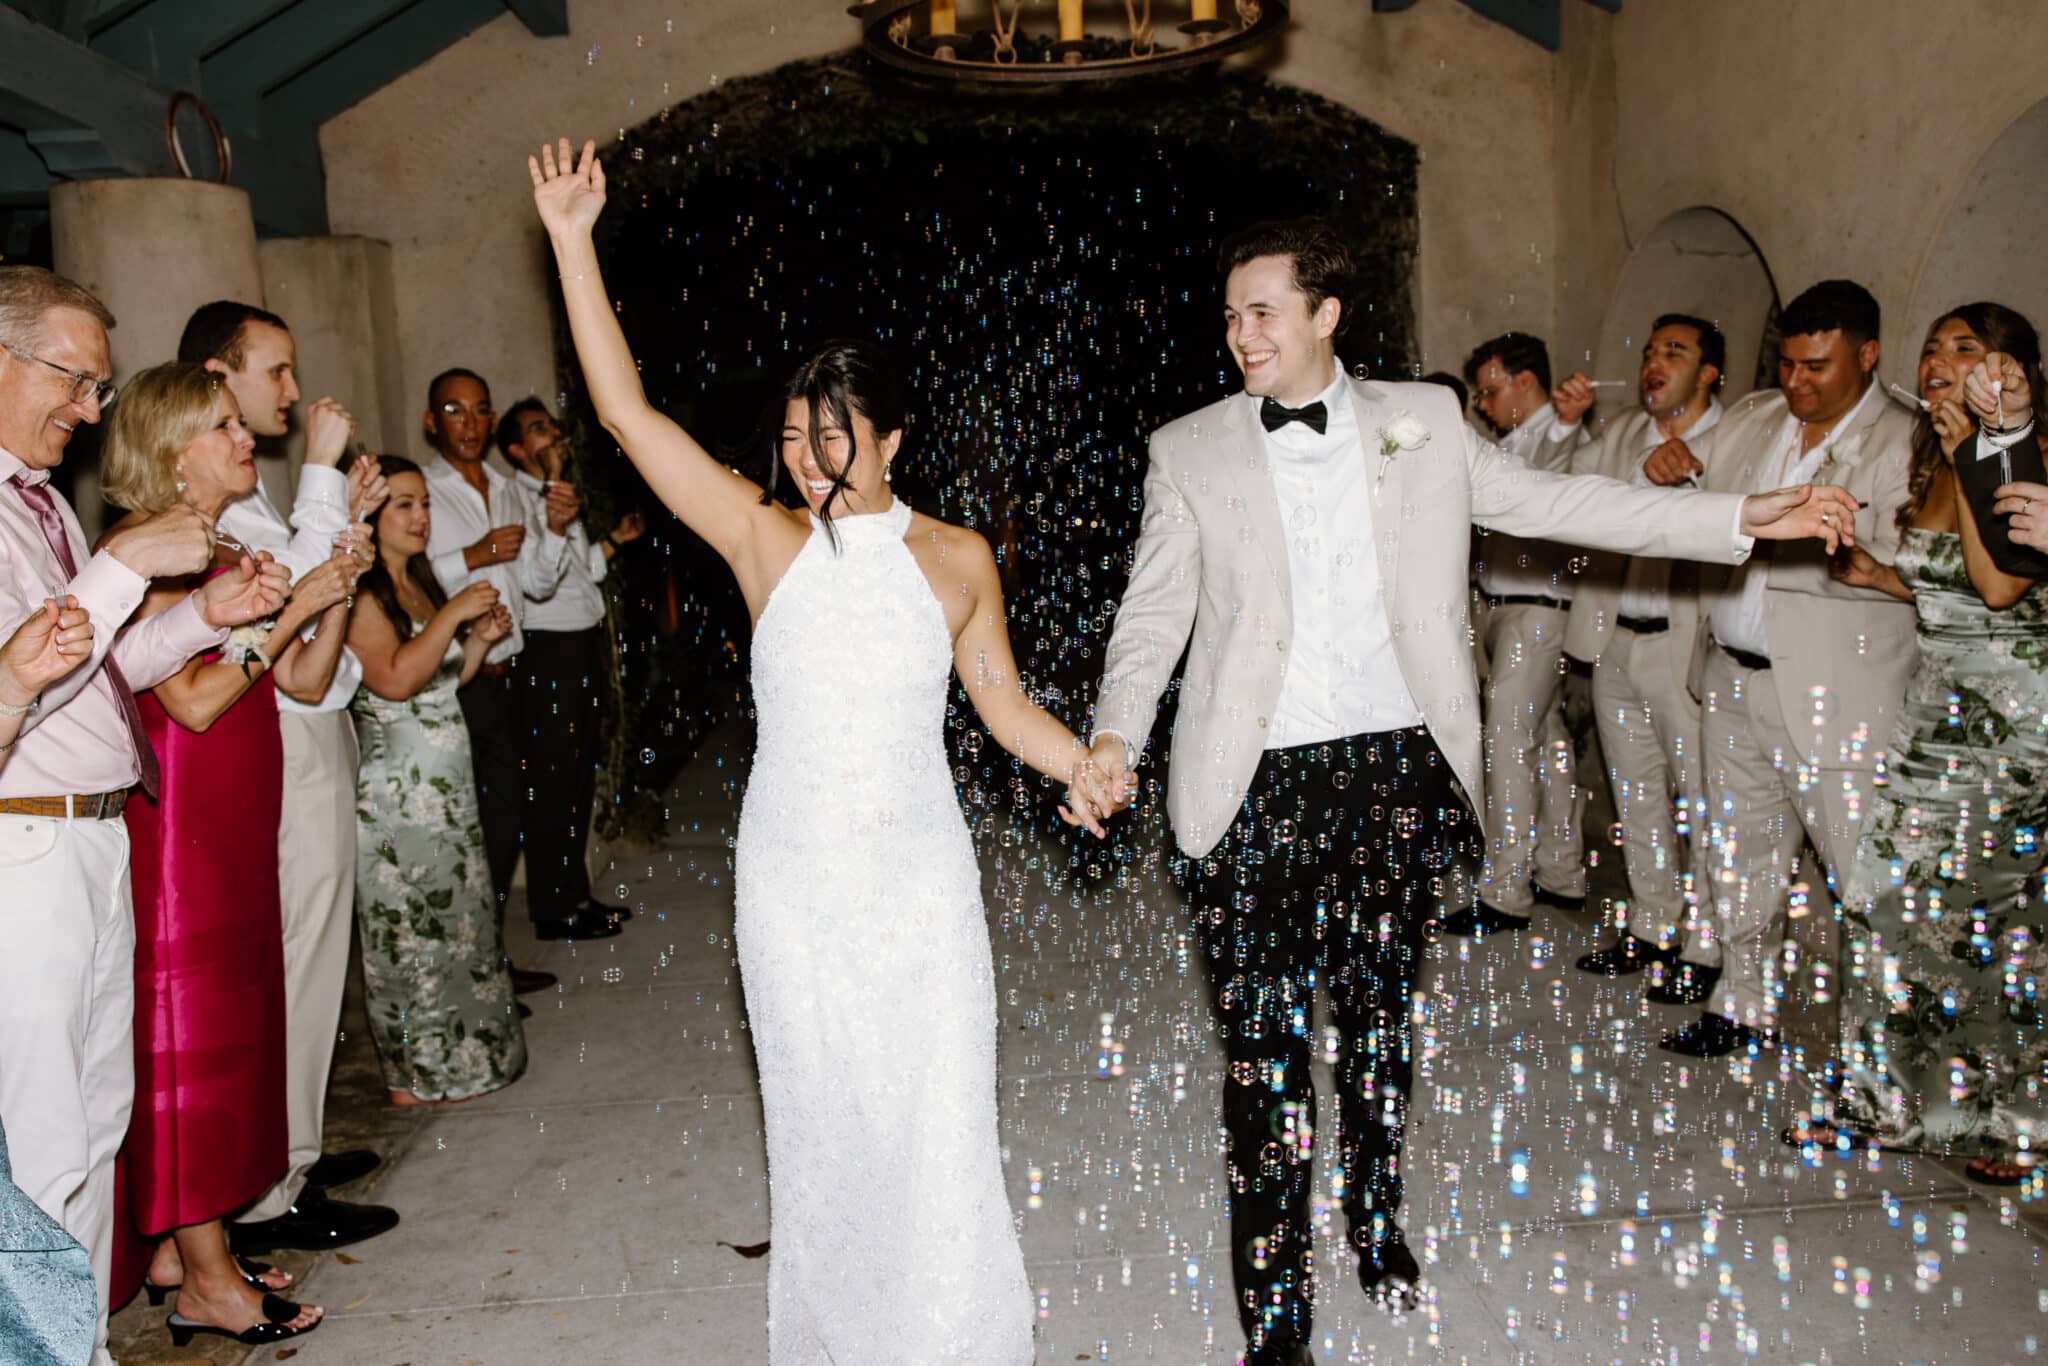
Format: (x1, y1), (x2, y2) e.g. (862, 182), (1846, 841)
(760, 338), (906, 549)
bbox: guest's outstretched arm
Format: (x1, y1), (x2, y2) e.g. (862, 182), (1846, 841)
(529, 137), (771, 572)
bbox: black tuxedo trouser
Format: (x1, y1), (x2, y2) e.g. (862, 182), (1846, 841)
(457, 666), (523, 914)
(518, 626), (603, 921)
(1186, 725), (1476, 1362)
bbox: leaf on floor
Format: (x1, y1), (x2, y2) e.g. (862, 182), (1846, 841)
(491, 1267), (515, 1280)
(717, 1239), (771, 1259)
(335, 1252), (363, 1265)
(342, 1295), (371, 1310)
(275, 1350), (297, 1360)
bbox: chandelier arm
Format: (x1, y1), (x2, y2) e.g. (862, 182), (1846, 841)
(1124, 0), (1156, 56)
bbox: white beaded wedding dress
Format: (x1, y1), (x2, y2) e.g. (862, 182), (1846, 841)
(733, 497), (1033, 1365)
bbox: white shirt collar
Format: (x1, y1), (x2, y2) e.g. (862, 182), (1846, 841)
(1644, 396), (1724, 449)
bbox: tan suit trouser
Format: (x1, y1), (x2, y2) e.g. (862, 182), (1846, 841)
(1697, 647), (1864, 1029)
(0, 814), (135, 1366)
(1480, 602), (1585, 914)
(238, 710), (358, 1221)
(1590, 627), (1715, 961)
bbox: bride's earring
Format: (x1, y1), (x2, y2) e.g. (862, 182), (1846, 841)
(884, 464), (893, 484)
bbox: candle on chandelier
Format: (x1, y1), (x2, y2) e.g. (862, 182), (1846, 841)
(929, 0), (956, 37)
(1192, 0), (1219, 20)
(1059, 0), (1084, 42)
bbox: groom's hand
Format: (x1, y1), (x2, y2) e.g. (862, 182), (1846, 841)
(1740, 482), (1862, 554)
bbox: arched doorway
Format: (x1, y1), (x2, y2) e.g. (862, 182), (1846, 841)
(1905, 96), (2048, 373)
(1592, 207), (1780, 404)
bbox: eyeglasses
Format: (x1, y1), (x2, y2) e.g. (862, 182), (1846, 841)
(5, 345), (116, 407)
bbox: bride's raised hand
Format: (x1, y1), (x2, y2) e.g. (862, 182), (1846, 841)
(529, 137), (605, 238)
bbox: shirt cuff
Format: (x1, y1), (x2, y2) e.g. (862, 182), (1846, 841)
(1090, 728), (1140, 769)
(1548, 418), (1581, 442)
(67, 549), (149, 634)
(1728, 499), (1755, 565)
(159, 590), (230, 654)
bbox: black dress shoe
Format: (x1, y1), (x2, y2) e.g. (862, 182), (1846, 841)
(510, 966), (558, 995)
(1576, 934), (1672, 977)
(1645, 961), (1720, 1005)
(534, 910), (624, 942)
(304, 1148), (381, 1190)
(1531, 884), (1586, 912)
(1354, 1224), (1421, 1310)
(1437, 901), (1532, 937)
(231, 1188), (399, 1255)
(577, 899), (629, 924)
(1658, 1012), (1775, 1058)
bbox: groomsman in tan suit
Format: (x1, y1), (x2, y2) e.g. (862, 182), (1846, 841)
(1662, 280), (1918, 1057)
(1560, 315), (1729, 986)
(1076, 219), (1862, 1366)
(1441, 333), (1593, 936)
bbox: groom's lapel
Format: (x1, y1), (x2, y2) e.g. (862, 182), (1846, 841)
(1216, 396), (1291, 600)
(1351, 375), (1405, 607)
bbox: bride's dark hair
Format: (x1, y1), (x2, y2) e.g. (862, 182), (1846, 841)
(760, 338), (907, 545)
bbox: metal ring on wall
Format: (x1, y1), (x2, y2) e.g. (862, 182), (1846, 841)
(164, 91), (232, 183)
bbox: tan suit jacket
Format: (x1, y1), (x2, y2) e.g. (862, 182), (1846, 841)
(1686, 385), (1918, 769)
(1562, 409), (1721, 664)
(1092, 375), (1756, 858)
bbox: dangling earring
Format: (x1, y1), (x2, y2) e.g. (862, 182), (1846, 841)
(884, 464), (893, 483)
(175, 463), (188, 498)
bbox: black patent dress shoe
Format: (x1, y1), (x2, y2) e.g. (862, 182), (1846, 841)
(510, 966), (558, 995)
(231, 1188), (400, 1255)
(1645, 960), (1720, 1005)
(1531, 884), (1586, 912)
(1658, 1012), (1775, 1058)
(1576, 934), (1673, 977)
(1436, 901), (1532, 937)
(1352, 1223), (1421, 1310)
(577, 899), (629, 924)
(304, 1148), (381, 1191)
(534, 910), (624, 942)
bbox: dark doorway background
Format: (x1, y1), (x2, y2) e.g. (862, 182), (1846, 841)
(562, 59), (1420, 840)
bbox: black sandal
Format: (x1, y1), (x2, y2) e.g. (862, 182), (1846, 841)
(142, 1255), (292, 1306)
(167, 1295), (319, 1347)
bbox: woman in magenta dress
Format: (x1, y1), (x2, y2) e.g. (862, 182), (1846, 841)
(96, 362), (358, 1349)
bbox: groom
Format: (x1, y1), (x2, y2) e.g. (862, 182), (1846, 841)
(1077, 219), (1860, 1366)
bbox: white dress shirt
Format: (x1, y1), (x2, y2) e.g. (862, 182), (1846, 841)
(1261, 370), (1425, 746)
(1616, 398), (1724, 621)
(1475, 401), (1582, 603)
(511, 470), (608, 633)
(1710, 378), (1885, 657)
(422, 455), (570, 665)
(216, 464), (362, 713)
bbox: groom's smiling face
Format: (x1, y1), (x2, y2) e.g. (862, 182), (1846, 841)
(1224, 254), (1340, 407)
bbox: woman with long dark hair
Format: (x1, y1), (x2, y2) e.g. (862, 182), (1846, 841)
(1818, 302), (2048, 1184)
(531, 137), (1123, 1364)
(345, 456), (527, 1106)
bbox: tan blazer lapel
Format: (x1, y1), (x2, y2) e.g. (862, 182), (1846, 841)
(1215, 395), (1292, 606)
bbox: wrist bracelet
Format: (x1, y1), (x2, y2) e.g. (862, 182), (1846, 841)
(561, 271), (591, 282)
(0, 694), (37, 718)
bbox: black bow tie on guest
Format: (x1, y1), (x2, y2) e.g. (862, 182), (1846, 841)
(1260, 397), (1328, 435)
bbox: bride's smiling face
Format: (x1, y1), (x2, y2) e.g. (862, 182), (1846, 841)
(779, 398), (900, 516)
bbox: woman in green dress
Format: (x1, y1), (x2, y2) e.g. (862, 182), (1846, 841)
(345, 457), (528, 1104)
(1824, 303), (2048, 1183)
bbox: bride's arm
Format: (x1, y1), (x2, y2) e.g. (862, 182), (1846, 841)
(529, 138), (771, 571)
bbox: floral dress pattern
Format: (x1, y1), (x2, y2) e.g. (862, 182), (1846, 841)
(1840, 528), (2048, 1156)
(352, 631), (527, 1101)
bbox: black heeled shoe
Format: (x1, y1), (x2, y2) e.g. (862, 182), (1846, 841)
(142, 1255), (290, 1306)
(166, 1295), (319, 1347)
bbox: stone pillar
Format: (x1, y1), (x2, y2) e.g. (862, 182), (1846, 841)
(49, 178), (263, 539)
(258, 235), (410, 499)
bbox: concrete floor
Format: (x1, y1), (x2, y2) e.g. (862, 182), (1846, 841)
(110, 725), (2048, 1364)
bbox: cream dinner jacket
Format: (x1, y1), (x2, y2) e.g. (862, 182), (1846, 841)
(1092, 375), (1755, 859)
(1561, 408), (1721, 663)
(1686, 384), (1917, 772)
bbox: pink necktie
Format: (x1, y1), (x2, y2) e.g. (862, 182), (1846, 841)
(9, 475), (159, 800)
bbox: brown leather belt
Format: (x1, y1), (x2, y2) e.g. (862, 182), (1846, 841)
(0, 791), (131, 820)
(476, 660), (515, 680)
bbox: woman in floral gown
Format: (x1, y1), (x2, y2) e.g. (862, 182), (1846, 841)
(346, 457), (527, 1104)
(1829, 303), (2048, 1183)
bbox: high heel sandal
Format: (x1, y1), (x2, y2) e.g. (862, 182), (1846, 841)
(141, 1255), (291, 1306)
(166, 1295), (320, 1347)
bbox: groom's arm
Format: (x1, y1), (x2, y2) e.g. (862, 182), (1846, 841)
(1091, 437), (1201, 764)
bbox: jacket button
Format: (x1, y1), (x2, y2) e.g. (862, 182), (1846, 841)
(1257, 716), (1268, 728)
(1276, 640), (1287, 653)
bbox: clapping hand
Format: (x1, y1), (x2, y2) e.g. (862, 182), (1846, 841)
(530, 137), (606, 238)
(196, 551), (293, 628)
(0, 596), (92, 707)
(1739, 483), (1862, 554)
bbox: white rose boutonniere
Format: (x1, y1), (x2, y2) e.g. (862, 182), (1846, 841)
(1374, 409), (1431, 485)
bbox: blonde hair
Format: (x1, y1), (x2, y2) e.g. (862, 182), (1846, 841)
(99, 362), (223, 514)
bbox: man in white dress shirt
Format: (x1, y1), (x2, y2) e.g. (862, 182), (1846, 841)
(418, 370), (611, 951)
(177, 302), (402, 1254)
(1077, 220), (1862, 1366)
(494, 398), (642, 935)
(1556, 315), (1729, 991)
(1440, 333), (1591, 936)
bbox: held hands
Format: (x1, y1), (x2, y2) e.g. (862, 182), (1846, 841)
(529, 137), (606, 239)
(103, 504), (216, 580)
(346, 453), (388, 521)
(0, 596), (93, 706)
(196, 551), (293, 629)
(1963, 353), (2033, 428)
(303, 398), (357, 468)
(1992, 481), (2048, 553)
(468, 524), (527, 569)
(449, 580), (502, 624)
(1643, 436), (1704, 486)
(1551, 372), (1596, 428)
(1739, 483), (1862, 554)
(542, 480), (582, 535)
(1059, 735), (1137, 839)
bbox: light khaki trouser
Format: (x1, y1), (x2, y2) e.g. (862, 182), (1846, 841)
(1480, 602), (1585, 914)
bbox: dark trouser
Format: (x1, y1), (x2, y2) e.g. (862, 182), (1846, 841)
(458, 664), (523, 912)
(518, 626), (602, 922)
(1186, 727), (1476, 1362)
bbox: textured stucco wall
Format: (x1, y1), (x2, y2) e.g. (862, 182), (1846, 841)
(317, 0), (1558, 426)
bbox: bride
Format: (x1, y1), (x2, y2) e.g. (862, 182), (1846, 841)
(530, 137), (1120, 1364)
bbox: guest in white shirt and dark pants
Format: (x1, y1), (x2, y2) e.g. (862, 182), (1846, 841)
(176, 302), (402, 1253)
(495, 398), (642, 931)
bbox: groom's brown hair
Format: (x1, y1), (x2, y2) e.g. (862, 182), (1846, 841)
(1218, 218), (1354, 337)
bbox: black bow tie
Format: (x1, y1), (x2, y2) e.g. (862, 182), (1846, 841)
(1260, 397), (1328, 435)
